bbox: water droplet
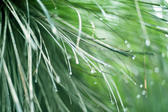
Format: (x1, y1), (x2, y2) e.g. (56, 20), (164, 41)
(152, 6), (163, 18)
(162, 53), (165, 57)
(110, 99), (114, 104)
(142, 90), (146, 96)
(54, 7), (57, 10)
(56, 76), (61, 83)
(76, 60), (79, 64)
(132, 55), (136, 60)
(99, 18), (103, 21)
(156, 13), (163, 18)
(104, 64), (111, 68)
(153, 6), (162, 11)
(91, 68), (96, 74)
(124, 108), (128, 112)
(35, 79), (38, 83)
(145, 39), (150, 46)
(154, 67), (159, 73)
(53, 87), (58, 92)
(52, 26), (57, 34)
(124, 40), (128, 44)
(67, 54), (72, 60)
(157, 26), (168, 31)
(140, 84), (143, 88)
(69, 71), (72, 75)
(94, 82), (97, 85)
(54, 89), (58, 92)
(165, 34), (168, 38)
(136, 94), (141, 99)
(127, 44), (130, 48)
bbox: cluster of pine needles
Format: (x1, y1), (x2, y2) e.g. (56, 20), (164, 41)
(0, 0), (168, 112)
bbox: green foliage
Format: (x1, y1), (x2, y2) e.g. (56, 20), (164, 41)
(0, 0), (168, 112)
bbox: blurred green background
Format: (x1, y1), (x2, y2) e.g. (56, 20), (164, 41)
(0, 0), (168, 112)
